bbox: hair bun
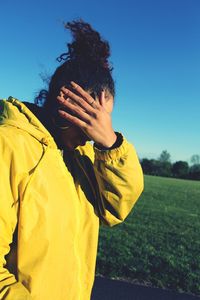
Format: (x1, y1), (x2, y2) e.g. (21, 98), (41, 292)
(58, 19), (111, 70)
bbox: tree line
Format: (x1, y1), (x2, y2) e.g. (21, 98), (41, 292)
(140, 151), (200, 180)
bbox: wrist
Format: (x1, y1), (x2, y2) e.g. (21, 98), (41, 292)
(98, 132), (117, 149)
(95, 132), (123, 150)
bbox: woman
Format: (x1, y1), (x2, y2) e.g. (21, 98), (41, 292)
(0, 20), (143, 299)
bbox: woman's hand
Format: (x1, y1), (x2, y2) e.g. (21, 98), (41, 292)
(57, 81), (117, 148)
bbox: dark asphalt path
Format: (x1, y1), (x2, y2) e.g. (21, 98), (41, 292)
(91, 277), (200, 300)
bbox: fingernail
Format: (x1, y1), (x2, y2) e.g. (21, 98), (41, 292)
(70, 81), (77, 88)
(57, 96), (64, 102)
(58, 110), (65, 115)
(62, 87), (68, 93)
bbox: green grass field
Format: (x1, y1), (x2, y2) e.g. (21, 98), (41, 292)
(96, 175), (200, 296)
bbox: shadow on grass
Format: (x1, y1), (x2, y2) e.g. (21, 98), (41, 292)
(91, 277), (200, 300)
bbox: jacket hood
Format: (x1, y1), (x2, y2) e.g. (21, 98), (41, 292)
(0, 96), (57, 148)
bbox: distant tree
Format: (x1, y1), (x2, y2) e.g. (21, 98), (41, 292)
(140, 159), (160, 176)
(151, 159), (163, 176)
(172, 161), (189, 179)
(140, 159), (154, 174)
(159, 150), (171, 163)
(156, 151), (172, 177)
(189, 164), (200, 180)
(190, 154), (200, 165)
(141, 151), (200, 180)
(159, 161), (172, 177)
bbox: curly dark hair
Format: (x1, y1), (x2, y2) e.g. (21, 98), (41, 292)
(35, 19), (115, 114)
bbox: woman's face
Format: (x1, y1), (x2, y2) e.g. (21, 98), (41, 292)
(58, 91), (114, 150)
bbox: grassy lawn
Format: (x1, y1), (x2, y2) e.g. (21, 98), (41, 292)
(96, 175), (200, 296)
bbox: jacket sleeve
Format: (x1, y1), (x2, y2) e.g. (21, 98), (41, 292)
(93, 134), (144, 227)
(0, 138), (32, 299)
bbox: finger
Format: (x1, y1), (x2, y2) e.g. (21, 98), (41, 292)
(57, 98), (91, 123)
(58, 92), (74, 104)
(57, 95), (88, 117)
(58, 109), (88, 130)
(70, 81), (100, 108)
(70, 81), (93, 103)
(60, 87), (96, 112)
(57, 95), (79, 107)
(59, 90), (64, 97)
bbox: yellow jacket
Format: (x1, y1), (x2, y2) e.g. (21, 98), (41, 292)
(0, 97), (143, 300)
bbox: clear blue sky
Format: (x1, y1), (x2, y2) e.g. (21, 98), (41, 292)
(0, 0), (199, 162)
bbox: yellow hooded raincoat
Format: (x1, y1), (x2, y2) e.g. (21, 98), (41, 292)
(0, 97), (143, 300)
